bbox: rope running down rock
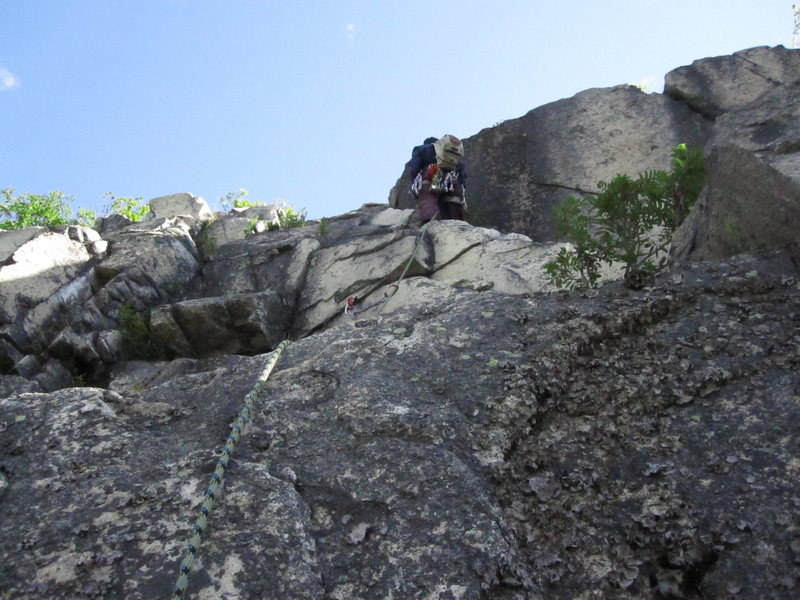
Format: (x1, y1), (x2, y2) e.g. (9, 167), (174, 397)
(170, 339), (291, 599)
(345, 213), (438, 316)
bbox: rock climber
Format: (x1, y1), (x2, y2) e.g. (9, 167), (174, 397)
(407, 134), (468, 223)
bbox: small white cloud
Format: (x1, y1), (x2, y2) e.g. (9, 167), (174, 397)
(346, 23), (356, 41)
(0, 66), (20, 91)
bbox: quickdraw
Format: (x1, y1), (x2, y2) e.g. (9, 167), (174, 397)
(343, 215), (437, 317)
(344, 284), (400, 315)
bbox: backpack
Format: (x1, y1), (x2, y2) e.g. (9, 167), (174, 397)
(434, 134), (464, 171)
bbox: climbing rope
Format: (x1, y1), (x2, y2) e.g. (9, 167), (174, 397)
(344, 213), (438, 316)
(170, 339), (291, 600)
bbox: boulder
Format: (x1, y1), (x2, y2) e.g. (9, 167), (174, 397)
(95, 218), (201, 290)
(671, 144), (800, 262)
(671, 58), (800, 264)
(199, 214), (257, 249)
(150, 291), (292, 358)
(294, 229), (434, 335)
(233, 204), (280, 222)
(199, 229), (320, 298)
(709, 78), (800, 184)
(369, 206), (414, 228)
(199, 205), (283, 249)
(146, 192), (213, 222)
(94, 213), (133, 235)
(427, 221), (562, 294)
(0, 231), (93, 324)
(0, 226), (46, 260)
(665, 45), (800, 118)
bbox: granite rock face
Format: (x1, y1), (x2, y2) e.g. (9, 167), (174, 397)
(461, 86), (710, 242)
(664, 45), (800, 118)
(0, 202), (566, 387)
(2, 47), (800, 599)
(671, 50), (800, 264)
(1, 251), (798, 599)
(671, 143), (800, 263)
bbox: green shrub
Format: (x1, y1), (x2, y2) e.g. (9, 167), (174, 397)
(196, 220), (218, 254)
(0, 188), (102, 230)
(119, 302), (157, 360)
(544, 144), (706, 290)
(234, 197), (265, 209)
(104, 193), (150, 222)
(220, 189), (267, 211)
(0, 189), (76, 230)
(275, 200), (306, 229)
(245, 216), (264, 235)
(222, 190), (306, 231)
(75, 208), (98, 228)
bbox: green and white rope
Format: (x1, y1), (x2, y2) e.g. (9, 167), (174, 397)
(170, 339), (291, 600)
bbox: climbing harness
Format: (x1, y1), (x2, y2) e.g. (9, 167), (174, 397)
(170, 339), (291, 600)
(344, 214), (437, 316)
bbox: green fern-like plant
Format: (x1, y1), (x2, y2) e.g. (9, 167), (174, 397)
(543, 195), (603, 290)
(544, 144), (706, 290)
(104, 193), (150, 222)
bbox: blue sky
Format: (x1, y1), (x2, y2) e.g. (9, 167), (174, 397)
(0, 1), (794, 220)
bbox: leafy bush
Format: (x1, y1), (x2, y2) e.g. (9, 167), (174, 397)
(0, 188), (100, 230)
(220, 189), (265, 211)
(245, 216), (265, 235)
(221, 190), (306, 231)
(0, 189), (77, 230)
(104, 193), (150, 222)
(75, 208), (98, 227)
(119, 302), (157, 360)
(544, 144), (706, 290)
(275, 199), (306, 229)
(234, 197), (265, 209)
(196, 220), (218, 254)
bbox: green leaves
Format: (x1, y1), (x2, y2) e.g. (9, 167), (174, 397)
(275, 200), (307, 229)
(119, 301), (158, 360)
(219, 189), (258, 211)
(0, 188), (147, 230)
(103, 193), (150, 222)
(544, 144), (706, 290)
(669, 143), (707, 226)
(0, 189), (76, 230)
